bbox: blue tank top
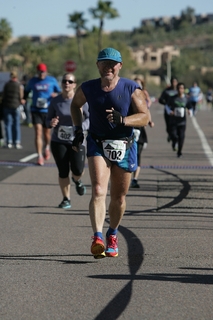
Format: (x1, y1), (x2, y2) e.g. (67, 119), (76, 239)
(189, 86), (201, 102)
(81, 77), (140, 139)
(25, 75), (61, 113)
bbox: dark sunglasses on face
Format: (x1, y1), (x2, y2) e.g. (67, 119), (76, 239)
(98, 60), (118, 67)
(62, 79), (75, 84)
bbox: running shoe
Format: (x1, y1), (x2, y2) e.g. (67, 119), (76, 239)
(172, 143), (177, 151)
(15, 144), (23, 149)
(44, 148), (51, 160)
(91, 236), (105, 258)
(105, 235), (118, 257)
(37, 156), (44, 166)
(93, 252), (106, 259)
(58, 199), (71, 209)
(72, 177), (86, 196)
(130, 179), (140, 188)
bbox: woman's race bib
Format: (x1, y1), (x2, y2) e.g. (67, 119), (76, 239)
(58, 126), (74, 141)
(36, 98), (48, 108)
(102, 140), (127, 162)
(174, 107), (184, 118)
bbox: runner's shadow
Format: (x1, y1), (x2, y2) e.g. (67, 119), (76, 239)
(91, 222), (145, 320)
(89, 272), (213, 285)
(0, 254), (95, 265)
(89, 271), (212, 320)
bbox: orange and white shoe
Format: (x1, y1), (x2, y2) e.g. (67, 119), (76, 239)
(44, 148), (51, 160)
(91, 236), (106, 259)
(37, 156), (44, 166)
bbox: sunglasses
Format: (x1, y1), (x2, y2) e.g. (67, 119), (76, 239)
(62, 80), (75, 84)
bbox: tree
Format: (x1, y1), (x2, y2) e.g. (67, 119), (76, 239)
(68, 12), (87, 61)
(180, 7), (196, 26)
(89, 0), (119, 52)
(18, 36), (35, 74)
(0, 18), (12, 71)
(6, 57), (22, 71)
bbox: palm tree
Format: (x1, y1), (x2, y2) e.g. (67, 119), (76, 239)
(68, 12), (87, 61)
(0, 18), (13, 71)
(89, 0), (119, 52)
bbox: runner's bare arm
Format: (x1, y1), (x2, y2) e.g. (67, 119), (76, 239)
(70, 86), (87, 127)
(124, 89), (149, 127)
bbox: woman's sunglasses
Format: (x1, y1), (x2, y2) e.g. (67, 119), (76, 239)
(62, 80), (75, 84)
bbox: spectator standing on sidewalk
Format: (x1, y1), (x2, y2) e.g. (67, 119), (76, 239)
(1, 71), (24, 149)
(46, 73), (89, 209)
(21, 75), (32, 127)
(71, 47), (149, 259)
(23, 63), (61, 165)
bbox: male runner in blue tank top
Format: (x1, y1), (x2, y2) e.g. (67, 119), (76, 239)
(71, 47), (149, 258)
(24, 63), (61, 165)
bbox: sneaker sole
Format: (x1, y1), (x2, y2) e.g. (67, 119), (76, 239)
(58, 205), (71, 209)
(105, 252), (118, 257)
(91, 243), (105, 255)
(93, 252), (106, 259)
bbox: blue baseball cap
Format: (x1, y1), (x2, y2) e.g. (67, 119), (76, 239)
(97, 47), (122, 63)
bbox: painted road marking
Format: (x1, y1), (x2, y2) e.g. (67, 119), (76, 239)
(191, 116), (213, 166)
(19, 153), (38, 162)
(0, 161), (212, 170)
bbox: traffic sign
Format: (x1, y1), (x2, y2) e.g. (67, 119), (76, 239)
(65, 60), (77, 72)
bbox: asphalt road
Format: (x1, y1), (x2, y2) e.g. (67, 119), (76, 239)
(0, 103), (213, 320)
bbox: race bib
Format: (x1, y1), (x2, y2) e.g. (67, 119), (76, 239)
(36, 98), (48, 108)
(174, 107), (184, 118)
(102, 140), (127, 162)
(58, 126), (74, 141)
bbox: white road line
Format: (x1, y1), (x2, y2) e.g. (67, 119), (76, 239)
(19, 153), (38, 162)
(191, 116), (213, 166)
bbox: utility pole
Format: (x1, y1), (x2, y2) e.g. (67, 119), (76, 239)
(166, 59), (171, 85)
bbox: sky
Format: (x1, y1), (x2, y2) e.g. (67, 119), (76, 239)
(1, 0), (212, 38)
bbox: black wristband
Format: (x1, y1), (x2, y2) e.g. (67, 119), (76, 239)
(72, 130), (84, 148)
(74, 126), (83, 133)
